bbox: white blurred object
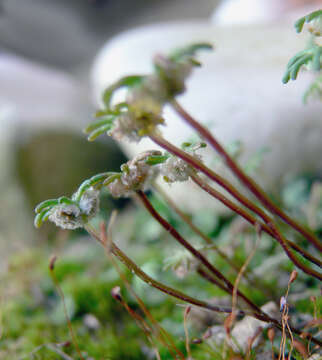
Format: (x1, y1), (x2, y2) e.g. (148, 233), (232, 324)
(91, 8), (322, 211)
(213, 0), (279, 25)
(0, 53), (91, 130)
(213, 0), (321, 25)
(231, 301), (278, 351)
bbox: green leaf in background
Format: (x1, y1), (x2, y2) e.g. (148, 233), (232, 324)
(244, 146), (270, 175)
(102, 75), (145, 107)
(50, 295), (76, 325)
(193, 209), (218, 235)
(282, 177), (311, 211)
(169, 42), (213, 63)
(294, 9), (322, 33)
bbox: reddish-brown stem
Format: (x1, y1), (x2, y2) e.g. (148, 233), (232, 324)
(87, 225), (241, 316)
(150, 134), (321, 276)
(192, 174), (321, 269)
(150, 134), (277, 225)
(154, 184), (239, 267)
(231, 228), (261, 328)
(154, 185), (275, 296)
(192, 175), (322, 280)
(171, 100), (322, 252)
(197, 267), (229, 293)
(136, 190), (272, 317)
(196, 267), (322, 348)
(101, 220), (183, 359)
(86, 226), (322, 347)
(49, 259), (85, 360)
(136, 191), (322, 347)
(112, 244), (235, 313)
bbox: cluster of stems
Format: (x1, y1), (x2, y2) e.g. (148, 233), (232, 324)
(133, 100), (320, 346)
(148, 111), (321, 280)
(36, 40), (322, 353)
(87, 223), (322, 347)
(83, 94), (321, 344)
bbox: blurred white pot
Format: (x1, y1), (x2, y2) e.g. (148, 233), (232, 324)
(91, 18), (322, 211)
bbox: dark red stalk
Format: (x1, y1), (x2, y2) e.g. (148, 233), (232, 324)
(86, 225), (322, 347)
(150, 133), (277, 226)
(136, 190), (272, 317)
(192, 175), (322, 280)
(154, 184), (241, 268)
(155, 185), (276, 295)
(171, 100), (322, 252)
(197, 267), (229, 293)
(150, 134), (321, 277)
(192, 175), (321, 268)
(87, 225), (240, 315)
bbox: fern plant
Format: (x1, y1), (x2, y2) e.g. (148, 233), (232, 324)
(283, 9), (322, 103)
(33, 15), (322, 358)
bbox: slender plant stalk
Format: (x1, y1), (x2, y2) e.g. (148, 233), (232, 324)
(154, 184), (275, 296)
(183, 307), (192, 360)
(268, 224), (322, 281)
(150, 133), (268, 221)
(192, 175), (322, 280)
(109, 246), (237, 317)
(86, 225), (241, 316)
(231, 225), (261, 328)
(149, 134), (279, 228)
(49, 256), (85, 360)
(135, 191), (322, 346)
(191, 175), (321, 267)
(104, 217), (184, 359)
(149, 134), (321, 278)
(136, 190), (274, 317)
(197, 267), (229, 293)
(24, 344), (74, 360)
(86, 225), (322, 347)
(100, 219), (183, 360)
(171, 99), (322, 252)
(154, 184), (237, 261)
(196, 266), (322, 347)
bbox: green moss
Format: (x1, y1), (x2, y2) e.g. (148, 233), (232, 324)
(2, 173), (321, 358)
